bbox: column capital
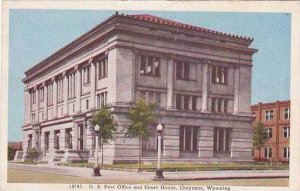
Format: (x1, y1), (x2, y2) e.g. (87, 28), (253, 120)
(51, 76), (56, 82)
(62, 71), (67, 78)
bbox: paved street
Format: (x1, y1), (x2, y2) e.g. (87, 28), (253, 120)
(8, 163), (289, 181)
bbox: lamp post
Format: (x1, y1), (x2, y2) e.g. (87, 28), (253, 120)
(93, 124), (101, 176)
(154, 123), (164, 180)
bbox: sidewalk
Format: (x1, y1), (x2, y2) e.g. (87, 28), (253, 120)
(8, 163), (289, 181)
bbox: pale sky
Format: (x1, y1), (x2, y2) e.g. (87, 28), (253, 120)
(8, 10), (291, 141)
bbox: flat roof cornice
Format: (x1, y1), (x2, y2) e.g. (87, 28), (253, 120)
(23, 12), (256, 83)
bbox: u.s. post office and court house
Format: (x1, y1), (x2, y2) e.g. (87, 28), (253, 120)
(16, 12), (258, 164)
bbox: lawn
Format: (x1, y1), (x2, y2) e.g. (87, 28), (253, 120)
(57, 162), (289, 172)
(7, 168), (288, 186)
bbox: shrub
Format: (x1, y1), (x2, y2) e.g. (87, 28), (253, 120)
(8, 146), (16, 161)
(26, 148), (41, 162)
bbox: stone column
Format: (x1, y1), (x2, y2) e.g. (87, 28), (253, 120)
(201, 63), (209, 112)
(63, 73), (68, 116)
(75, 67), (82, 113)
(233, 66), (240, 114)
(44, 83), (48, 121)
(166, 59), (174, 110)
(163, 124), (180, 158)
(90, 59), (96, 110)
(198, 127), (214, 158)
(36, 88), (40, 122)
(24, 89), (30, 124)
(52, 78), (58, 118)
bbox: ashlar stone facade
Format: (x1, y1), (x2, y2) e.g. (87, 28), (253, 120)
(18, 13), (257, 164)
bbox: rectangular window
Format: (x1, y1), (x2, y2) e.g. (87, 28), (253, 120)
(179, 126), (198, 152)
(211, 98), (228, 113)
(267, 128), (273, 138)
(97, 91), (107, 109)
(65, 128), (73, 149)
(283, 127), (290, 138)
(28, 135), (32, 150)
(192, 96), (197, 111)
(183, 95), (189, 110)
(265, 110), (274, 121)
(86, 99), (89, 110)
(98, 57), (108, 79)
(44, 132), (49, 151)
(83, 65), (91, 84)
(54, 130), (60, 150)
(213, 128), (232, 153)
(176, 61), (191, 80)
(212, 65), (228, 85)
(68, 73), (76, 99)
(283, 147), (290, 159)
(264, 147), (272, 158)
(176, 94), (198, 111)
(176, 94), (182, 110)
(140, 55), (160, 77)
(57, 78), (64, 103)
(284, 108), (290, 119)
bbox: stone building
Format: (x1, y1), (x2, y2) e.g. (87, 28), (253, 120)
(251, 100), (290, 162)
(18, 12), (257, 164)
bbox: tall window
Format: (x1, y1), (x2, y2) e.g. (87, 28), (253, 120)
(264, 147), (272, 158)
(83, 65), (91, 84)
(283, 147), (290, 159)
(179, 126), (198, 152)
(28, 135), (32, 150)
(57, 78), (64, 103)
(31, 91), (36, 104)
(213, 128), (232, 153)
(54, 130), (60, 150)
(44, 132), (49, 151)
(266, 128), (273, 138)
(140, 55), (160, 77)
(96, 91), (107, 109)
(31, 113), (36, 124)
(68, 73), (76, 99)
(139, 91), (161, 106)
(176, 94), (198, 111)
(212, 65), (228, 85)
(176, 61), (191, 80)
(98, 57), (108, 79)
(47, 83), (53, 106)
(65, 128), (73, 149)
(265, 110), (273, 121)
(86, 99), (89, 110)
(211, 98), (228, 113)
(284, 108), (290, 119)
(283, 127), (290, 138)
(39, 87), (44, 103)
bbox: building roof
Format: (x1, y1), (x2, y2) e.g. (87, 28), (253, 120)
(23, 12), (255, 82)
(251, 100), (290, 109)
(128, 14), (253, 41)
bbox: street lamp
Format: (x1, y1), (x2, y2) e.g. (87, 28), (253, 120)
(154, 123), (164, 180)
(93, 124), (101, 176)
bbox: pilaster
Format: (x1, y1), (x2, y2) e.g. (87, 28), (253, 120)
(44, 83), (48, 121)
(90, 59), (96, 110)
(201, 63), (209, 112)
(233, 66), (240, 114)
(52, 77), (58, 118)
(166, 59), (174, 110)
(75, 67), (82, 113)
(63, 73), (68, 116)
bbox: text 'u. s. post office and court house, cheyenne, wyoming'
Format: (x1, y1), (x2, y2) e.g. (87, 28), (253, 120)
(16, 12), (258, 164)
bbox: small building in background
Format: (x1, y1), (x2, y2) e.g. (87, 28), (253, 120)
(251, 100), (290, 163)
